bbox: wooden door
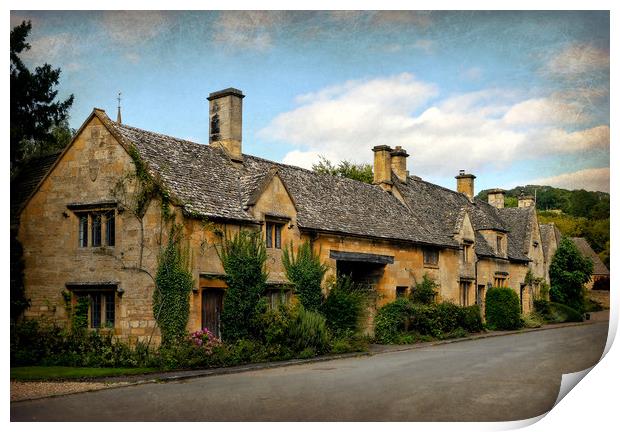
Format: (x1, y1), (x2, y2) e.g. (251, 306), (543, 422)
(202, 289), (224, 338)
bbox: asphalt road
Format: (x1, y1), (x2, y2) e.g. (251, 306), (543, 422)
(11, 322), (608, 421)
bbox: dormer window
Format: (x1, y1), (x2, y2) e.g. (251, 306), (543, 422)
(496, 235), (504, 255)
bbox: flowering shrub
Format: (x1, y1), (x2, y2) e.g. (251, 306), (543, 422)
(189, 328), (222, 354)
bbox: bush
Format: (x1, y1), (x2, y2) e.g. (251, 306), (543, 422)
(288, 306), (330, 354)
(460, 305), (483, 333)
(548, 302), (583, 323)
(522, 312), (544, 328)
(374, 298), (414, 343)
(485, 287), (522, 330)
(218, 230), (268, 342)
(432, 302), (463, 336)
(321, 276), (371, 337)
(189, 328), (222, 354)
(534, 299), (551, 317)
(534, 300), (583, 324)
(410, 274), (437, 305)
(282, 241), (328, 312)
(375, 298), (481, 343)
(330, 331), (369, 354)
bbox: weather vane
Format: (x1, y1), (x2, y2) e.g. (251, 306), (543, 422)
(116, 92), (122, 124)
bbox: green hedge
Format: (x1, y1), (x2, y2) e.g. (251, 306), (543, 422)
(535, 299), (583, 323)
(485, 287), (522, 330)
(374, 299), (483, 344)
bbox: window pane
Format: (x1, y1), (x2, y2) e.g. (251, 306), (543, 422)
(106, 212), (115, 247)
(265, 223), (273, 248)
(92, 214), (102, 247)
(79, 215), (88, 247)
(91, 293), (101, 328)
(274, 224), (282, 249)
(105, 292), (115, 327)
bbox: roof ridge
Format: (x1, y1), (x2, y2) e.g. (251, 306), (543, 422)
(408, 175), (467, 198)
(115, 121), (385, 191)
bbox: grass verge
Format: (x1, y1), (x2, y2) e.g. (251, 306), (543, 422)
(11, 366), (158, 381)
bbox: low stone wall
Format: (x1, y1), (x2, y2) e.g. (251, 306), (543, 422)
(587, 290), (610, 309)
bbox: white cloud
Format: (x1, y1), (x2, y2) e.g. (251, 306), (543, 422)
(502, 98), (589, 126)
(212, 11), (286, 51)
(259, 74), (609, 178)
(21, 33), (79, 65)
(525, 168), (609, 193)
(100, 11), (172, 45)
(544, 43), (609, 77)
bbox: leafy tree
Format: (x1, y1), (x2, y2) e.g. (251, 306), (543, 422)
(11, 20), (74, 170)
(549, 238), (593, 314)
(282, 241), (328, 312)
(312, 156), (374, 184)
(410, 273), (437, 305)
(217, 230), (268, 342)
(154, 224), (194, 346)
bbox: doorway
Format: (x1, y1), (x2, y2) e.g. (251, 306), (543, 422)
(201, 289), (224, 338)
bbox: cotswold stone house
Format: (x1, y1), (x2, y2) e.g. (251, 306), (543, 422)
(14, 88), (554, 342)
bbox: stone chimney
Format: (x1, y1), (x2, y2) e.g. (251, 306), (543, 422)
(390, 146), (409, 183)
(373, 145), (393, 192)
(518, 194), (535, 208)
(487, 188), (506, 208)
(455, 170), (476, 201)
(207, 88), (244, 162)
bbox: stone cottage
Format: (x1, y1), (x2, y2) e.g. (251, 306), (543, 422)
(14, 87), (553, 342)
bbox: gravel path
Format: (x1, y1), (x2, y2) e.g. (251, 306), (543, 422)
(11, 381), (129, 402)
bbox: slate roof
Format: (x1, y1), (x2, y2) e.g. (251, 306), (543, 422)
(10, 152), (61, 226)
(497, 207), (534, 262)
(14, 109), (537, 259)
(540, 223), (561, 263)
(106, 118), (452, 247)
(569, 237), (610, 276)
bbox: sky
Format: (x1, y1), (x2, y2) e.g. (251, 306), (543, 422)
(10, 10), (610, 193)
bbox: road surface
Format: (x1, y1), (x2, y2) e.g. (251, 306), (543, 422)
(11, 322), (608, 421)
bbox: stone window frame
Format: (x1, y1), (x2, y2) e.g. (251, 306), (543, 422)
(459, 280), (472, 306)
(396, 286), (408, 298)
(66, 283), (119, 330)
(69, 203), (117, 249)
(496, 235), (504, 255)
(265, 286), (293, 309)
(462, 241), (473, 263)
(423, 247), (439, 268)
(264, 216), (288, 249)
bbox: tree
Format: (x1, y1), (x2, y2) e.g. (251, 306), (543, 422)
(549, 238), (593, 313)
(282, 241), (328, 312)
(217, 230), (268, 342)
(312, 156), (374, 184)
(11, 20), (74, 170)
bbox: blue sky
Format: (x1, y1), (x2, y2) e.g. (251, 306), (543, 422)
(11, 10), (610, 192)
